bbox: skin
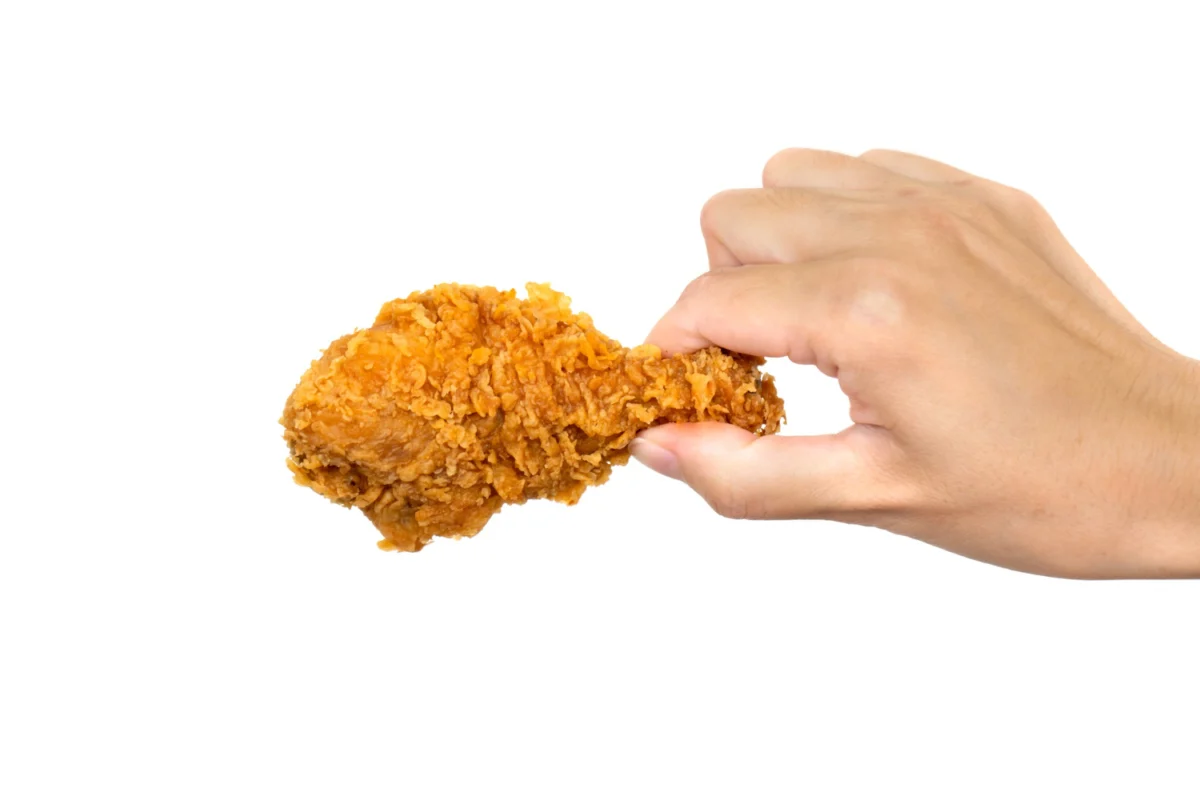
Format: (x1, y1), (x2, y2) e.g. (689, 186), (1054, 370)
(630, 148), (1200, 579)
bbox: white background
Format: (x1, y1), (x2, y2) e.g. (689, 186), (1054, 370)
(2, 2), (1198, 798)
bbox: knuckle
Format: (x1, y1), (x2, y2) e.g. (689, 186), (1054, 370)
(843, 260), (910, 328)
(761, 148), (831, 186)
(761, 148), (799, 186)
(966, 180), (1048, 225)
(1000, 186), (1049, 222)
(682, 269), (720, 295)
(1000, 185), (1041, 211)
(829, 259), (917, 363)
(677, 269), (727, 306)
(699, 189), (744, 234)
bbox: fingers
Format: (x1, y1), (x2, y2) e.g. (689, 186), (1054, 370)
(700, 187), (873, 268)
(645, 262), (850, 363)
(630, 422), (900, 521)
(859, 149), (975, 183)
(702, 149), (982, 269)
(762, 148), (904, 190)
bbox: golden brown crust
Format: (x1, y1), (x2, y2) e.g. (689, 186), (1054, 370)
(281, 283), (784, 551)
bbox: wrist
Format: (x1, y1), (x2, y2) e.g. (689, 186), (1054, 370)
(1135, 355), (1200, 577)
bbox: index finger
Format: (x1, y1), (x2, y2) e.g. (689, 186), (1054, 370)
(646, 262), (856, 369)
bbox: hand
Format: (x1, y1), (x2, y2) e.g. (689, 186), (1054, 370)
(632, 149), (1200, 579)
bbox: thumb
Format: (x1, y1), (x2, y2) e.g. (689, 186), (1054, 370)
(629, 422), (884, 521)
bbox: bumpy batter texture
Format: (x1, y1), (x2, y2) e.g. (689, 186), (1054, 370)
(282, 283), (784, 551)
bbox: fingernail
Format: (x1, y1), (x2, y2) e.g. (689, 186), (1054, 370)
(629, 436), (683, 481)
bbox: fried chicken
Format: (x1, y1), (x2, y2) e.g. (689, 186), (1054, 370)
(281, 283), (784, 551)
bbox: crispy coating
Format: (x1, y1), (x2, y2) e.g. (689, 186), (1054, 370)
(281, 283), (784, 551)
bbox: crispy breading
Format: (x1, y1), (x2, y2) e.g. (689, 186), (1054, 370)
(282, 283), (784, 551)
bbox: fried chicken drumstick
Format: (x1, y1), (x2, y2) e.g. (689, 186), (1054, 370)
(282, 283), (784, 551)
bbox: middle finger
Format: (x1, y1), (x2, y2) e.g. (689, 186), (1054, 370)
(701, 187), (876, 268)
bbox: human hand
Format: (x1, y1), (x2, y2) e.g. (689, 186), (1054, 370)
(632, 149), (1200, 578)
